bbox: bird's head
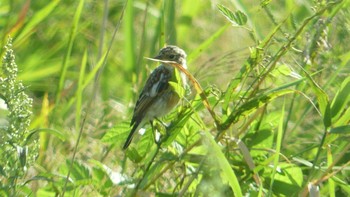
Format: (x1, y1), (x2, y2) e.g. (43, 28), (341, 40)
(154, 45), (187, 67)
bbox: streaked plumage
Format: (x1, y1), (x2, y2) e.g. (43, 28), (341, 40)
(123, 45), (187, 149)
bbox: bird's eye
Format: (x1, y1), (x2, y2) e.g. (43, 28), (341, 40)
(169, 54), (175, 59)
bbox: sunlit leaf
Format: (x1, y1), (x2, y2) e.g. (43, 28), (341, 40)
(331, 76), (350, 121)
(329, 125), (350, 134)
(65, 159), (91, 181)
(101, 122), (130, 143)
(217, 4), (247, 26)
(125, 147), (143, 163)
(266, 163), (303, 195)
(203, 130), (243, 197)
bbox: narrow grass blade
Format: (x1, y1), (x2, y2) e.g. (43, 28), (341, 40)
(329, 125), (350, 134)
(164, 0), (176, 44)
(15, 0), (60, 45)
(327, 147), (335, 197)
(300, 66), (331, 128)
(124, 0), (136, 74)
(75, 50), (87, 131)
(55, 0), (85, 105)
(82, 52), (107, 89)
(331, 76), (350, 122)
(268, 99), (285, 196)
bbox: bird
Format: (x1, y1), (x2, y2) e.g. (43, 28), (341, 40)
(123, 45), (188, 149)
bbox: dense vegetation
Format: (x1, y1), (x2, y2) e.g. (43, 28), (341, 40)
(1, 0), (350, 196)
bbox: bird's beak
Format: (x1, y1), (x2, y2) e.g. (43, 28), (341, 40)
(153, 55), (162, 60)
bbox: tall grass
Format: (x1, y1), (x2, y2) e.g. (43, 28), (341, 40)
(0, 0), (350, 196)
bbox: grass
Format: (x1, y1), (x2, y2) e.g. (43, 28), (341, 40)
(1, 0), (350, 196)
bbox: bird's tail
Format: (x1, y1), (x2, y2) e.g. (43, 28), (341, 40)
(123, 121), (140, 149)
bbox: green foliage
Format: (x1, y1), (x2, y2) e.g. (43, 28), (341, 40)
(217, 4), (247, 26)
(1, 0), (350, 196)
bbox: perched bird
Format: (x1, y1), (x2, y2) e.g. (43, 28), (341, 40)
(123, 45), (188, 149)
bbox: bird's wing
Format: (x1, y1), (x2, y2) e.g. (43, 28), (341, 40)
(130, 66), (171, 126)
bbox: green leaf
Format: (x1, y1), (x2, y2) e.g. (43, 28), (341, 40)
(331, 76), (350, 121)
(203, 130), (242, 197)
(276, 164), (303, 188)
(162, 111), (192, 147)
(271, 64), (297, 77)
(75, 50), (88, 131)
(65, 159), (91, 181)
(25, 128), (66, 144)
(303, 65), (330, 127)
(135, 127), (154, 157)
(260, 0), (272, 7)
(125, 147), (144, 163)
(138, 162), (165, 189)
(244, 129), (274, 157)
(91, 166), (114, 192)
(266, 163), (303, 196)
(334, 107), (350, 126)
(90, 159), (120, 187)
(37, 188), (60, 197)
(276, 64), (292, 76)
(323, 102), (332, 128)
(217, 4), (247, 26)
(329, 125), (350, 134)
(169, 69), (185, 98)
(101, 122), (130, 143)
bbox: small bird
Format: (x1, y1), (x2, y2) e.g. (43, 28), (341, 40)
(123, 45), (188, 149)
